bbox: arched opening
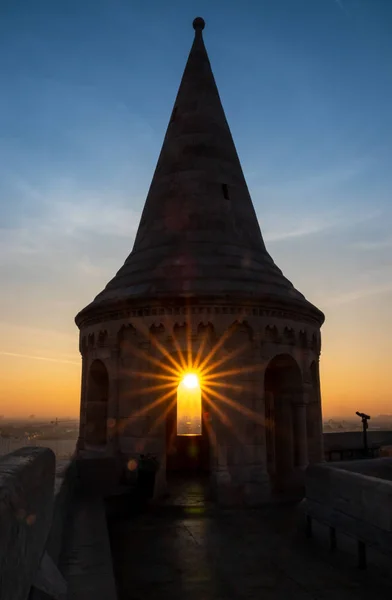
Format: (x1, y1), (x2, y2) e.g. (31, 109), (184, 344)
(85, 359), (109, 447)
(166, 367), (210, 475)
(177, 374), (202, 435)
(264, 354), (304, 493)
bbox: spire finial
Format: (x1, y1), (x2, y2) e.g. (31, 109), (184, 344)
(192, 17), (205, 31)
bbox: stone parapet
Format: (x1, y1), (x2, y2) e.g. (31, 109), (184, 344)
(303, 459), (392, 560)
(0, 447), (55, 600)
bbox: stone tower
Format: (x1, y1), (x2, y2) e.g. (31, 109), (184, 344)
(75, 18), (325, 505)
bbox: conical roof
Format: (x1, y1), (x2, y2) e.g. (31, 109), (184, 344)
(76, 18), (324, 326)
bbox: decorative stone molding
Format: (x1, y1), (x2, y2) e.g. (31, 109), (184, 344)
(197, 322), (215, 343)
(77, 303), (322, 330)
(265, 325), (279, 343)
(299, 330), (308, 349)
(97, 330), (108, 346)
(80, 316), (322, 362)
(173, 322), (188, 337)
(150, 323), (165, 337)
(283, 326), (296, 345)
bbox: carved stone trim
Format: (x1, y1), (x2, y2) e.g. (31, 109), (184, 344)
(78, 304), (321, 329)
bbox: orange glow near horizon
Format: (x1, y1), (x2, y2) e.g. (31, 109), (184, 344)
(0, 313), (391, 421)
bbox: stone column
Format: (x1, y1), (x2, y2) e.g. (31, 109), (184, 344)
(293, 402), (308, 468)
(212, 444), (233, 505)
(107, 348), (120, 455)
(76, 354), (87, 453)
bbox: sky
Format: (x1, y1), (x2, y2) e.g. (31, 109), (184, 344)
(0, 0), (391, 419)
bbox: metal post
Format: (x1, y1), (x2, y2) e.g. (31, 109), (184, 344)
(363, 418), (368, 455)
(356, 412), (370, 458)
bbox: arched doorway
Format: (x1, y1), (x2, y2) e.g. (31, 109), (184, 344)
(166, 373), (210, 474)
(85, 359), (109, 446)
(264, 354), (303, 493)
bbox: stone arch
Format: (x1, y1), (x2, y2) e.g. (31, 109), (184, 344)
(264, 354), (304, 494)
(80, 336), (87, 354)
(172, 323), (190, 363)
(196, 322), (216, 357)
(265, 325), (279, 343)
(283, 327), (295, 345)
(173, 322), (188, 338)
(197, 321), (215, 339)
(150, 323), (165, 338)
(299, 330), (308, 349)
(164, 350), (211, 474)
(118, 324), (137, 354)
(311, 332), (318, 353)
(85, 359), (109, 446)
(97, 330), (108, 346)
(224, 320), (253, 352)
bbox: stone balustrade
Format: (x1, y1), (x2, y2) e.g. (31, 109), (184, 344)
(0, 447), (76, 600)
(302, 458), (392, 568)
(0, 447), (120, 600)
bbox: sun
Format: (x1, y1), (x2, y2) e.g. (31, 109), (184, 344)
(182, 373), (199, 389)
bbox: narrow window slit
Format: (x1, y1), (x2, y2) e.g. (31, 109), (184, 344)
(222, 183), (229, 199)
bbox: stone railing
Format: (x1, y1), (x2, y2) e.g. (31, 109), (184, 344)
(323, 430), (392, 462)
(302, 458), (392, 569)
(0, 447), (76, 600)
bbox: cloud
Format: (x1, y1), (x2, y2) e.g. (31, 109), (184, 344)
(351, 239), (392, 251)
(253, 158), (370, 202)
(334, 0), (350, 17)
(262, 208), (381, 243)
(323, 282), (392, 306)
(0, 178), (143, 343)
(263, 218), (330, 242)
(0, 351), (79, 366)
(0, 179), (141, 264)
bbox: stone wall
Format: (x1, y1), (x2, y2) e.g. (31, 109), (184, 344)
(0, 447), (55, 600)
(303, 459), (392, 557)
(324, 430), (392, 453)
(0, 447), (78, 600)
(76, 308), (322, 505)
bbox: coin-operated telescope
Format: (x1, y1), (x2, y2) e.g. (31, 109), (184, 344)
(355, 412), (371, 455)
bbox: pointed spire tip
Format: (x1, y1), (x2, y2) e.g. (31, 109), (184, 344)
(193, 17), (205, 31)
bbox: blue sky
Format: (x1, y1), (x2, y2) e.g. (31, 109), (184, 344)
(0, 0), (391, 417)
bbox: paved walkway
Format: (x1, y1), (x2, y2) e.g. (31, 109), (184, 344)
(60, 495), (117, 600)
(109, 481), (392, 600)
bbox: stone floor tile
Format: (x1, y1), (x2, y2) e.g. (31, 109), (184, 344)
(108, 484), (392, 600)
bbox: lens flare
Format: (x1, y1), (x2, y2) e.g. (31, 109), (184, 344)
(119, 317), (260, 447)
(182, 373), (198, 389)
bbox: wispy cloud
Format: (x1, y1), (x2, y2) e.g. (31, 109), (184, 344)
(334, 0), (350, 17)
(0, 179), (142, 351)
(351, 239), (392, 251)
(263, 216), (332, 242)
(253, 158), (370, 201)
(0, 351), (79, 366)
(0, 179), (141, 265)
(262, 208), (381, 243)
(323, 282), (392, 306)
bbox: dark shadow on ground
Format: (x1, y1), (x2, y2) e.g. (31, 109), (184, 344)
(107, 486), (392, 600)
